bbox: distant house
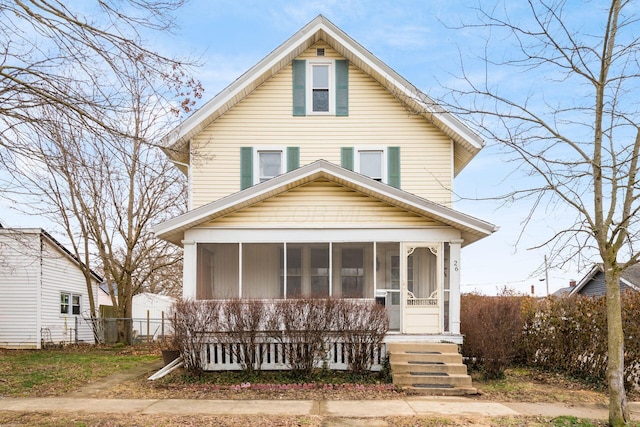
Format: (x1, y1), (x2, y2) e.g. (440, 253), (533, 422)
(131, 292), (176, 340)
(552, 280), (577, 297)
(98, 284), (114, 307)
(132, 292), (175, 320)
(569, 264), (640, 297)
(0, 227), (102, 349)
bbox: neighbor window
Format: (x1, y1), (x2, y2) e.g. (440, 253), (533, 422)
(61, 292), (81, 315)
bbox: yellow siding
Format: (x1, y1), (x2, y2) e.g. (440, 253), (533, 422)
(191, 42), (452, 209)
(202, 180), (442, 228)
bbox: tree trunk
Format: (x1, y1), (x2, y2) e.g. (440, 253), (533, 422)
(605, 265), (629, 426)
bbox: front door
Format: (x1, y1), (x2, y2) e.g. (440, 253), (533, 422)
(400, 243), (441, 334)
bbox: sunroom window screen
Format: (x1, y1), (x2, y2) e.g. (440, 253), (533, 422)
(281, 247), (302, 297)
(310, 247), (329, 297)
(341, 248), (364, 298)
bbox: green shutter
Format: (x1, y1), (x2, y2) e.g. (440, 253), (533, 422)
(387, 146), (401, 188)
(287, 147), (300, 171)
(292, 60), (306, 116)
(335, 60), (349, 117)
(240, 147), (253, 190)
(341, 147), (354, 171)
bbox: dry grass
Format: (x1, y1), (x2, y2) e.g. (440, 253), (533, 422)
(470, 367), (611, 405)
(1, 347), (637, 426)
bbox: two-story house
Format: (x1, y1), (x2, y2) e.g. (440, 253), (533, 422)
(155, 16), (497, 379)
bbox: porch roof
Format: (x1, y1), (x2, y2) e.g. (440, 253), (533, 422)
(154, 160), (498, 246)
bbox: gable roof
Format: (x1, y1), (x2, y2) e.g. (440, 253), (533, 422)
(154, 160), (498, 246)
(0, 228), (103, 283)
(161, 15), (484, 176)
(569, 263), (640, 296)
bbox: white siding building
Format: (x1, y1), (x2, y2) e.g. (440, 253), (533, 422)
(0, 228), (101, 349)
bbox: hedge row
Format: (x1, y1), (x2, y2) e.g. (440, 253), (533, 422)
(461, 290), (640, 390)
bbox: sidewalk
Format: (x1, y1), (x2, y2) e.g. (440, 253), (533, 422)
(0, 396), (638, 420)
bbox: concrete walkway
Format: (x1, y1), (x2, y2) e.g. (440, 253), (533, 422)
(1, 360), (637, 421)
(0, 396), (638, 420)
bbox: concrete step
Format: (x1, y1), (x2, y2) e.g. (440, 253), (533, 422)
(392, 373), (473, 387)
(389, 352), (463, 364)
(387, 342), (459, 354)
(390, 361), (468, 375)
(388, 342), (475, 396)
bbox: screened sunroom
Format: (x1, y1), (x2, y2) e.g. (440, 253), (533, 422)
(155, 161), (497, 340)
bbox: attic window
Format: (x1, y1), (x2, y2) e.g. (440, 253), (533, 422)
(308, 61), (333, 114)
(316, 48), (325, 57)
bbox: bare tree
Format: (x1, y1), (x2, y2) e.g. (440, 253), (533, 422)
(2, 59), (187, 344)
(444, 1), (639, 424)
(0, 0), (202, 158)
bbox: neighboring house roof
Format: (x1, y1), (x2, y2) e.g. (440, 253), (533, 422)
(154, 159), (498, 246)
(0, 228), (103, 283)
(569, 263), (640, 296)
(161, 14), (484, 177)
(553, 286), (573, 297)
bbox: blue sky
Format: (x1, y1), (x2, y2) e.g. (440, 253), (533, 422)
(2, 0), (595, 295)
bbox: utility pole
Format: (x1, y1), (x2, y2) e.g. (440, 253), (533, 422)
(544, 255), (549, 296)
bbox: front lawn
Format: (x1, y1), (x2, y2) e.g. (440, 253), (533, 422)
(0, 345), (158, 397)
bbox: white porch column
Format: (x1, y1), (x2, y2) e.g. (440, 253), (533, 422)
(449, 239), (464, 334)
(182, 240), (197, 299)
(238, 242), (243, 298)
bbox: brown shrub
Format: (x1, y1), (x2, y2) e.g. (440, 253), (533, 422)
(171, 297), (390, 376)
(460, 291), (527, 379)
(335, 299), (389, 374)
(522, 290), (640, 390)
(171, 299), (221, 377)
(220, 299), (270, 373)
(266, 298), (335, 375)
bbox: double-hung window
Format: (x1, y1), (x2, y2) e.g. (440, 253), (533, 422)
(293, 58), (348, 117)
(61, 292), (81, 315)
(257, 150), (284, 183)
(356, 149), (385, 182)
(307, 60), (333, 114)
(341, 146), (400, 188)
(310, 62), (331, 113)
(253, 148), (287, 184)
(241, 147), (300, 189)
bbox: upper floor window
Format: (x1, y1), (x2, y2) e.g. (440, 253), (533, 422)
(241, 147), (300, 190)
(356, 149), (385, 182)
(293, 59), (348, 117)
(257, 149), (284, 183)
(341, 146), (400, 188)
(308, 61), (333, 114)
